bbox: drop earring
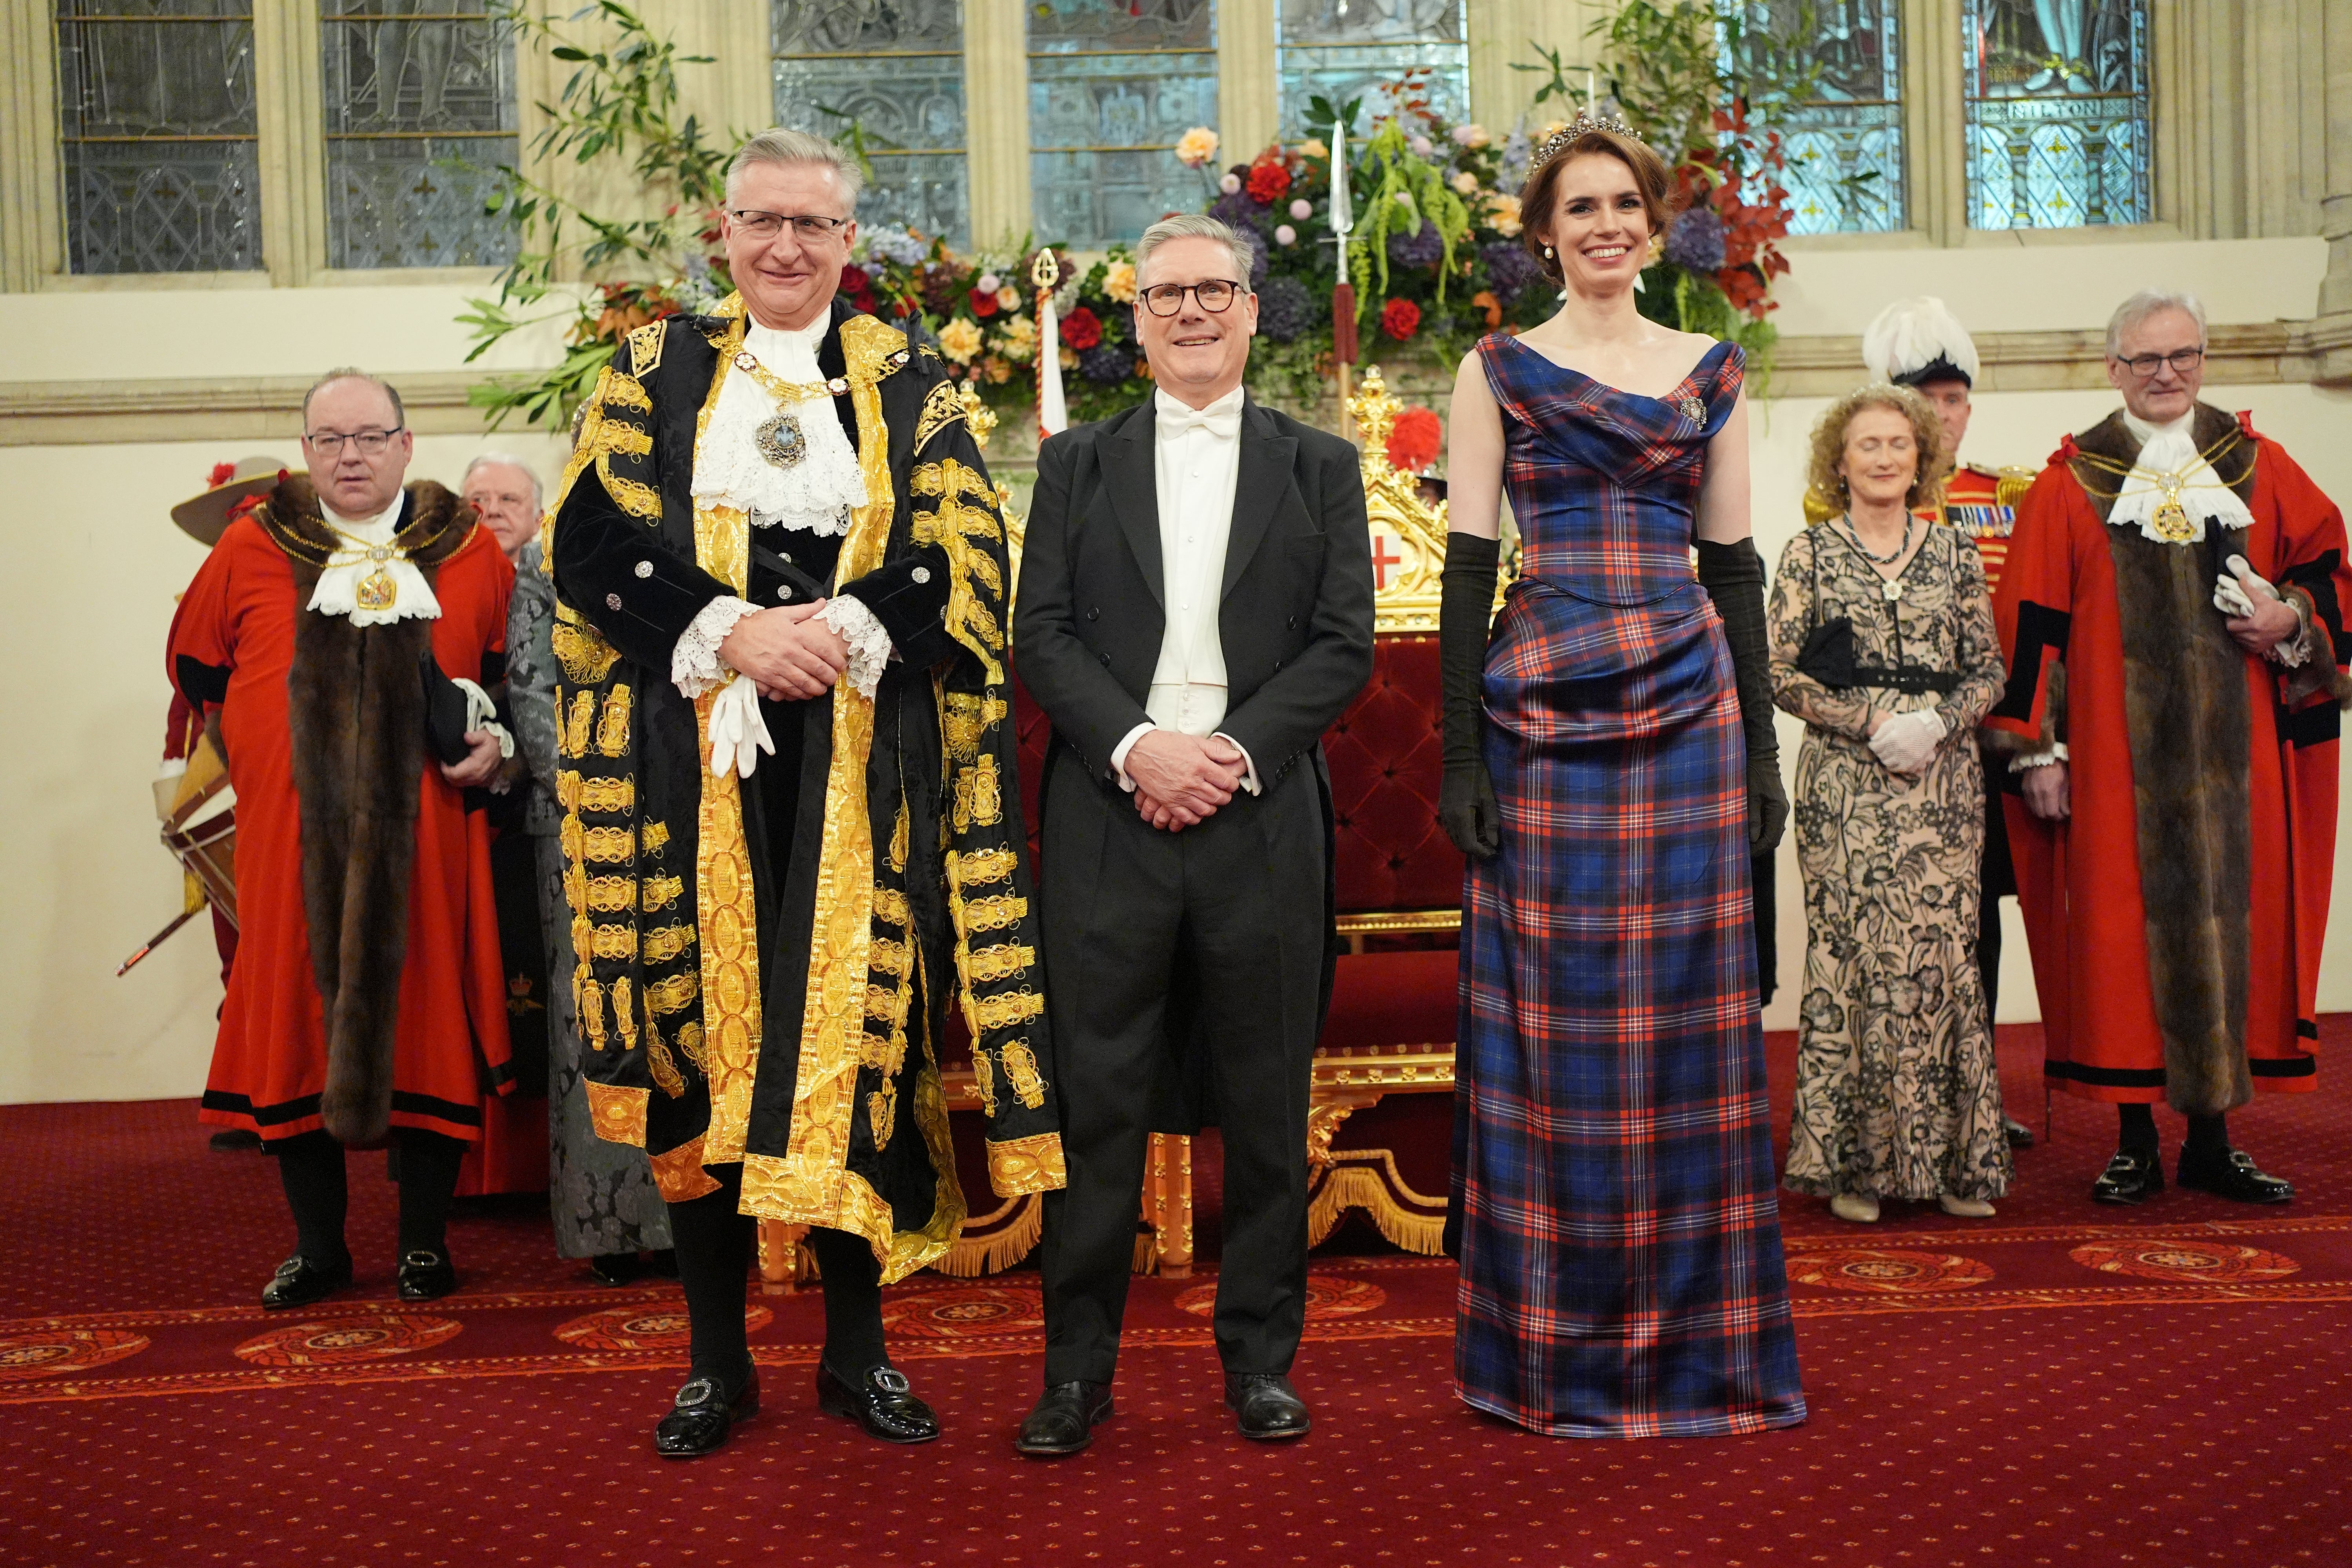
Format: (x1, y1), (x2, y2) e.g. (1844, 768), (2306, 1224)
(1543, 245), (1555, 259)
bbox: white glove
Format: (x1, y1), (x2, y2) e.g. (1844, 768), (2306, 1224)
(1868, 707), (1947, 776)
(449, 676), (515, 760)
(707, 674), (773, 779)
(2212, 553), (2276, 619)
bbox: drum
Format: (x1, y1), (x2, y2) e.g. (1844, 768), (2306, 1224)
(162, 756), (238, 930)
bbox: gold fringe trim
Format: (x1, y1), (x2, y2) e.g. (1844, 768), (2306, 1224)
(934, 1193), (1044, 1277)
(1304, 1148), (1448, 1256)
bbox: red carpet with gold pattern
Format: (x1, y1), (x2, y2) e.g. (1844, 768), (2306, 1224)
(7, 1022), (2351, 1566)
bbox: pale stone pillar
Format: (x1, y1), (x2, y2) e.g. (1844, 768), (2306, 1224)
(1221, 0), (1279, 157)
(964, 0), (1033, 250)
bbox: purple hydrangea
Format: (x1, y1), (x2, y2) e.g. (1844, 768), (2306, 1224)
(1210, 190), (1265, 232)
(1481, 240), (1544, 306)
(1255, 275), (1312, 343)
(1079, 343), (1136, 384)
(1386, 219), (1445, 269)
(1663, 206), (1726, 274)
(1239, 226), (1269, 288)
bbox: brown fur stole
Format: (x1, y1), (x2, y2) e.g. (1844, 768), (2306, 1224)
(2067, 405), (2259, 1115)
(260, 475), (476, 1144)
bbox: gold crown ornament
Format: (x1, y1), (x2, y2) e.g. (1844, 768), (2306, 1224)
(1528, 110), (1642, 178)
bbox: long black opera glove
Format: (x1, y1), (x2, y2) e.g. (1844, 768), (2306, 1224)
(1695, 537), (1789, 854)
(1439, 531), (1503, 859)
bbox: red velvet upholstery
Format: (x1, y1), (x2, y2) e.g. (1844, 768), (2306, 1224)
(1323, 950), (1457, 1049)
(1321, 636), (1462, 913)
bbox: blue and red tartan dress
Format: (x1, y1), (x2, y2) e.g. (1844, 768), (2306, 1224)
(1454, 334), (1806, 1437)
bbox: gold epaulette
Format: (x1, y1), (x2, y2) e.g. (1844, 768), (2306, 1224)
(1801, 485), (1840, 525)
(1993, 465), (2036, 509)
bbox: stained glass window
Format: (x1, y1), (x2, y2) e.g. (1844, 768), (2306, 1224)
(54, 0), (262, 274)
(1963, 0), (2149, 229)
(1029, 0), (1219, 249)
(321, 1), (519, 269)
(1275, 0), (1467, 139)
(773, 0), (967, 247)
(1739, 1), (1904, 234)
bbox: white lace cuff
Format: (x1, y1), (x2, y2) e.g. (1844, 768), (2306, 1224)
(822, 595), (893, 701)
(2269, 596), (2314, 668)
(2010, 743), (2071, 772)
(673, 596), (761, 699)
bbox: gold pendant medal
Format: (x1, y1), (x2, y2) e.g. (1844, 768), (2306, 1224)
(755, 411), (808, 469)
(355, 544), (397, 612)
(2150, 496), (2195, 543)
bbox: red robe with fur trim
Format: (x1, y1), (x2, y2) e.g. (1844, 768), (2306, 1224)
(169, 488), (517, 1145)
(1989, 408), (2349, 1112)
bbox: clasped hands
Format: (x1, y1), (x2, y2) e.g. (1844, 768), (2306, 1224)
(2212, 554), (2303, 658)
(1126, 730), (1248, 831)
(719, 601), (851, 699)
(1864, 706), (1946, 777)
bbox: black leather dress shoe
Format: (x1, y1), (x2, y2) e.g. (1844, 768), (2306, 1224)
(1016, 1380), (1114, 1456)
(260, 1253), (352, 1310)
(817, 1361), (940, 1444)
(396, 1249), (457, 1301)
(588, 1252), (644, 1287)
(1224, 1373), (1312, 1441)
(2091, 1147), (2163, 1205)
(2003, 1115), (2035, 1149)
(2178, 1145), (2295, 1204)
(653, 1368), (759, 1459)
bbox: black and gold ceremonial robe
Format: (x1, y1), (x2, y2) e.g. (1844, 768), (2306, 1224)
(546, 292), (1062, 1279)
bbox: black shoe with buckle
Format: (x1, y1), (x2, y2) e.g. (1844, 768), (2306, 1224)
(396, 1249), (457, 1301)
(1224, 1373), (1312, 1441)
(2177, 1145), (2295, 1205)
(1016, 1380), (1114, 1457)
(260, 1253), (352, 1310)
(817, 1361), (940, 1444)
(653, 1367), (759, 1459)
(2003, 1115), (2035, 1149)
(2091, 1147), (2163, 1205)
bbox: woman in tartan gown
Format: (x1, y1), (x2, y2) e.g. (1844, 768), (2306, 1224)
(1440, 121), (1807, 1438)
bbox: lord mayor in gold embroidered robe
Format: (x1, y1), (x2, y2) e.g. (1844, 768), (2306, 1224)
(545, 295), (1062, 1280)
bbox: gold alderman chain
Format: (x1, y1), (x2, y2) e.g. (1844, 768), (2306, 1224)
(2072, 427), (2245, 544)
(272, 509), (462, 613)
(732, 349), (848, 472)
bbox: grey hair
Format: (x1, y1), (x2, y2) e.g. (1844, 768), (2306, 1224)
(727, 127), (863, 211)
(302, 367), (405, 430)
(461, 452), (543, 510)
(2106, 288), (2208, 357)
(1134, 214), (1256, 292)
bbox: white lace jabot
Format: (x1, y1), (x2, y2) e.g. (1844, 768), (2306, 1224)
(307, 498), (442, 626)
(2109, 411), (2257, 546)
(691, 313), (867, 536)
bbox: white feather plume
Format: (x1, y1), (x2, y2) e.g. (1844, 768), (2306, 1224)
(1861, 296), (1979, 385)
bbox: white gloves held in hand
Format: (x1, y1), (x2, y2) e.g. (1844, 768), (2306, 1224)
(707, 674), (774, 779)
(2212, 553), (2277, 618)
(1869, 707), (1947, 776)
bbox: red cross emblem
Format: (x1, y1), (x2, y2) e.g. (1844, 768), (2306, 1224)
(1370, 534), (1403, 591)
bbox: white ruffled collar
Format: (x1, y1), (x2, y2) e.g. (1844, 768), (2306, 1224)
(691, 310), (866, 536)
(307, 495), (443, 626)
(2104, 407), (2255, 546)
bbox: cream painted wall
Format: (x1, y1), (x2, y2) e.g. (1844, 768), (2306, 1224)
(1, 238), (2347, 1100)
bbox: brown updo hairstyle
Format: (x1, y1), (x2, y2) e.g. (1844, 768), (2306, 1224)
(1520, 125), (1680, 284)
(1805, 383), (1949, 515)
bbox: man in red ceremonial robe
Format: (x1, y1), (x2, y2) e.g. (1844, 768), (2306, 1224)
(1861, 296), (2040, 1149)
(169, 369), (518, 1307)
(1989, 290), (2351, 1205)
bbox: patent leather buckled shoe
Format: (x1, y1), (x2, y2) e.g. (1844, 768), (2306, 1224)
(396, 1249), (457, 1301)
(817, 1361), (940, 1444)
(1224, 1373), (1312, 1441)
(653, 1368), (759, 1459)
(2091, 1147), (2163, 1205)
(1016, 1380), (1114, 1456)
(260, 1253), (352, 1311)
(2177, 1145), (2295, 1205)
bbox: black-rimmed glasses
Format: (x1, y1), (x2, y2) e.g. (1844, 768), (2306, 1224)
(2113, 347), (2204, 376)
(729, 208), (851, 243)
(304, 427), (405, 456)
(1139, 279), (1245, 316)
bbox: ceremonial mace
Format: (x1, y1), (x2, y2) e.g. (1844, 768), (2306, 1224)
(1326, 117), (1359, 444)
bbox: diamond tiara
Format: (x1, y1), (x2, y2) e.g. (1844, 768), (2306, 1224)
(1528, 110), (1641, 178)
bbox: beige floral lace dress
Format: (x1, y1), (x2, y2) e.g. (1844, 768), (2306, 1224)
(1768, 521), (2013, 1202)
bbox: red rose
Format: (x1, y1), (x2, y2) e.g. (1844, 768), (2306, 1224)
(1379, 298), (1421, 340)
(840, 264), (869, 292)
(1062, 305), (1103, 351)
(1246, 160), (1291, 205)
(969, 287), (1000, 318)
(1385, 406), (1442, 474)
(208, 462), (237, 487)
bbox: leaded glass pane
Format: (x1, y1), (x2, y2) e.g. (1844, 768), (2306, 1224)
(1030, 0), (1217, 249)
(1963, 0), (2149, 229)
(1733, 1), (1904, 233)
(1274, 0), (1467, 139)
(773, 0), (967, 247)
(54, 0), (261, 274)
(321, 1), (519, 269)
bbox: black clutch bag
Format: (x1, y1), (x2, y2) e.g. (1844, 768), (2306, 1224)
(1794, 616), (1858, 690)
(419, 653), (474, 766)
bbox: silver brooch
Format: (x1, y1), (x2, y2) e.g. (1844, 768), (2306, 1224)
(1677, 396), (1706, 424)
(633, 560), (653, 578)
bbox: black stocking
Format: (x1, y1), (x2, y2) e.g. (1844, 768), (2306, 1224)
(2117, 1102), (2158, 1156)
(807, 1226), (887, 1378)
(272, 1131), (350, 1264)
(666, 1168), (757, 1390)
(2184, 1111), (2229, 1156)
(395, 1129), (467, 1258)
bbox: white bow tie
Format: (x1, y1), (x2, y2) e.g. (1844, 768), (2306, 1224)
(1157, 400), (1242, 441)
